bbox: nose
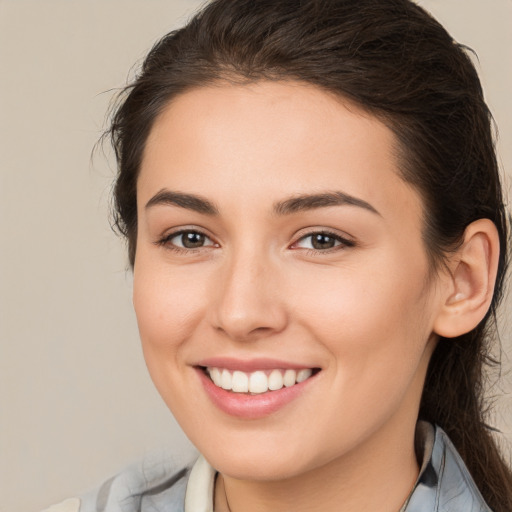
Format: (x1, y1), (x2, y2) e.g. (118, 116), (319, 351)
(210, 249), (288, 342)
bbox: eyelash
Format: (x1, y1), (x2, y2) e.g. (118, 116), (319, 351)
(292, 230), (355, 254)
(155, 229), (355, 254)
(155, 229), (217, 254)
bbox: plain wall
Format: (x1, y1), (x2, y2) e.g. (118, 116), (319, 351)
(0, 1), (510, 510)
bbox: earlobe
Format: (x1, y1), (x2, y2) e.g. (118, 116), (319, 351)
(433, 219), (500, 338)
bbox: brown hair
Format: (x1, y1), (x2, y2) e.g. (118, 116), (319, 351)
(107, 0), (512, 508)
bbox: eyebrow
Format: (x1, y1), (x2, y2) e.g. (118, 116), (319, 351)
(145, 189), (379, 217)
(273, 191), (380, 216)
(145, 189), (219, 215)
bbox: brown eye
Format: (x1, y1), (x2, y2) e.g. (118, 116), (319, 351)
(311, 233), (337, 250)
(293, 231), (354, 252)
(166, 230), (216, 249)
(181, 231), (206, 248)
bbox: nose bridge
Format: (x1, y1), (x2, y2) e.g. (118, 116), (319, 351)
(212, 243), (287, 340)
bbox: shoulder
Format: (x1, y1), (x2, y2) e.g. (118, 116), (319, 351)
(405, 423), (491, 512)
(434, 427), (492, 512)
(42, 454), (195, 512)
(41, 498), (81, 512)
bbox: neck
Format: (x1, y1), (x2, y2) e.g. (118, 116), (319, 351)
(215, 417), (420, 512)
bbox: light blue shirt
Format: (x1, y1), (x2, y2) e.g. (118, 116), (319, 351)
(43, 423), (491, 512)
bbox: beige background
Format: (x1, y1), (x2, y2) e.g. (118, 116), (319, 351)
(0, 1), (511, 510)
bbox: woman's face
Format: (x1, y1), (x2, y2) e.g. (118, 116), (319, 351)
(134, 81), (444, 480)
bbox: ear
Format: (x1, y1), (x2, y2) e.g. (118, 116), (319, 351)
(433, 219), (500, 338)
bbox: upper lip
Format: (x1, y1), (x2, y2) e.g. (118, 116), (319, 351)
(195, 357), (319, 373)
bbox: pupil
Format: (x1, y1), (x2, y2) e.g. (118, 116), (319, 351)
(312, 234), (335, 250)
(182, 232), (205, 248)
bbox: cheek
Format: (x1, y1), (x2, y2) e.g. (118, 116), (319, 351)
(132, 256), (211, 416)
(292, 250), (434, 383)
(295, 268), (433, 447)
(133, 256), (204, 342)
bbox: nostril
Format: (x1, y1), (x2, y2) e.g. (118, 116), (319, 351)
(213, 322), (285, 342)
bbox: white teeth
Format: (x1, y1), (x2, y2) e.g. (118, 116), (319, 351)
(221, 369), (232, 390)
(268, 369), (284, 391)
(210, 367), (222, 387)
(249, 371), (268, 394)
(297, 369), (313, 383)
(232, 371), (249, 392)
(206, 367), (314, 393)
(283, 369), (297, 387)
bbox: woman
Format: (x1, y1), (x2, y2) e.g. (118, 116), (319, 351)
(45, 0), (512, 510)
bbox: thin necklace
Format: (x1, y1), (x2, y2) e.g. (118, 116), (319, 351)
(216, 473), (232, 512)
(225, 490), (232, 512)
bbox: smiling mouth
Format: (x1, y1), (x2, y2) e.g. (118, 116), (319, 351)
(202, 367), (320, 394)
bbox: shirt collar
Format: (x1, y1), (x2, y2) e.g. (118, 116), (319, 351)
(184, 421), (470, 512)
(185, 453), (216, 512)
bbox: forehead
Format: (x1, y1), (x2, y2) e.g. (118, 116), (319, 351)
(139, 80), (422, 223)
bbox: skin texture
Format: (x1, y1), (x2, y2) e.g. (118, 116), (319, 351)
(133, 81), (496, 512)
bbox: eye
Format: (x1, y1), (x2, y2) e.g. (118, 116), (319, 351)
(292, 231), (354, 251)
(160, 230), (217, 250)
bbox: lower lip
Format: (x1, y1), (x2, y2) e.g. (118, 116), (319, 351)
(196, 368), (317, 419)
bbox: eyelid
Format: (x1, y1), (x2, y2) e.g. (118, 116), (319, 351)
(154, 225), (355, 253)
(155, 226), (219, 251)
(290, 228), (355, 252)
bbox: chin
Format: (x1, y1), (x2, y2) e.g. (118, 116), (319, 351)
(195, 433), (326, 482)
(209, 454), (306, 482)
